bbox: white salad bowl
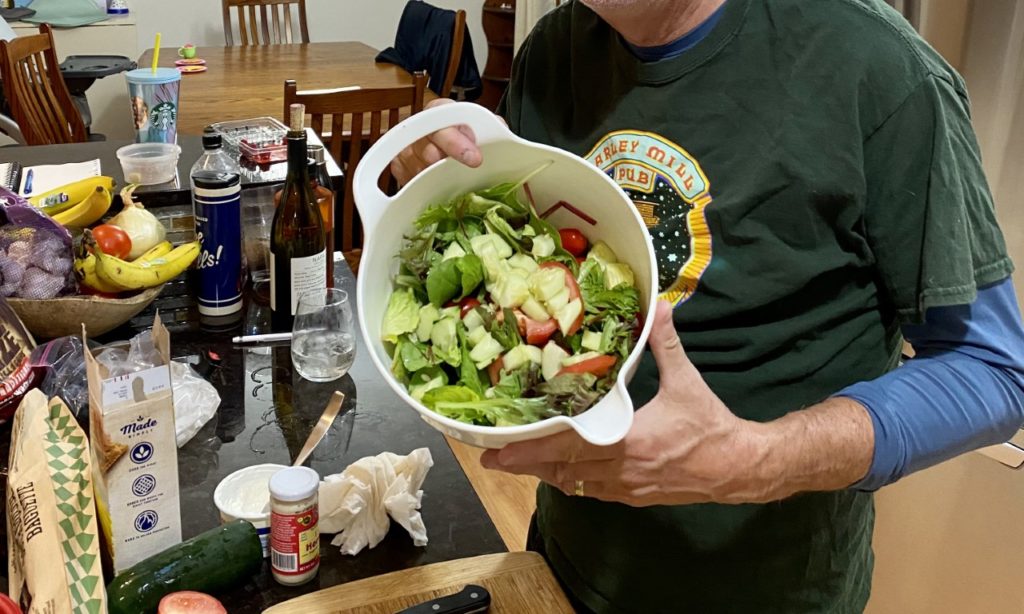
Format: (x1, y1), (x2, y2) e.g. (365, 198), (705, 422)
(353, 102), (657, 449)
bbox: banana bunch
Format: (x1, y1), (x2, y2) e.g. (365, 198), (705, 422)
(29, 176), (115, 225)
(77, 231), (200, 293)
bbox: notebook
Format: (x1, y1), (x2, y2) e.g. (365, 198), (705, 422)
(0, 159), (102, 197)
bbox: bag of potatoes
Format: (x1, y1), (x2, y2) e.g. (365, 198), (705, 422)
(6, 389), (106, 613)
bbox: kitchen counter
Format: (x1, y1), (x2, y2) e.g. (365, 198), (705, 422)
(0, 247), (507, 609)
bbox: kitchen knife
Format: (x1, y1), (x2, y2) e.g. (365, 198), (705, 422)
(395, 585), (491, 614)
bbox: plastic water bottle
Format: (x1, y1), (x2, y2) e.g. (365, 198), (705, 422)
(191, 127), (238, 183)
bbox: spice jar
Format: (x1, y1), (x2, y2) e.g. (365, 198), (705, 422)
(269, 466), (320, 586)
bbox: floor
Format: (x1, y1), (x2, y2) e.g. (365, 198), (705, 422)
(445, 437), (538, 551)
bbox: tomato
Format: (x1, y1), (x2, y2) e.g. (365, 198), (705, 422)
(559, 354), (617, 378)
(488, 356), (504, 387)
(525, 317), (558, 346)
(539, 262), (583, 335)
(459, 297), (481, 318)
(559, 228), (588, 257)
(511, 309), (559, 346)
(158, 591), (227, 614)
(90, 224), (132, 260)
(0, 593), (21, 614)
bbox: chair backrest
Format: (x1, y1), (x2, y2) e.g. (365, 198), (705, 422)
(0, 24), (87, 146)
(441, 9), (466, 98)
(222, 0), (310, 46)
(283, 72), (426, 253)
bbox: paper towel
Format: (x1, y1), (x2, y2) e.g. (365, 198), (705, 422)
(319, 448), (433, 556)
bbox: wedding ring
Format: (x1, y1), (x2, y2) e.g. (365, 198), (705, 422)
(574, 480), (585, 497)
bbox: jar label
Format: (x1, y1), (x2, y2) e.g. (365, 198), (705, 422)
(270, 505), (319, 575)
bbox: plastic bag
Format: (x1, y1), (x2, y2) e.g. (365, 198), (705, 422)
(94, 330), (221, 447)
(169, 360), (220, 447)
(30, 335), (94, 420)
(0, 187), (75, 299)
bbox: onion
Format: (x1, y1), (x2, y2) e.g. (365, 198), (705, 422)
(109, 184), (167, 260)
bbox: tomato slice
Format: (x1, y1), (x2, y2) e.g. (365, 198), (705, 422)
(158, 592), (227, 614)
(459, 297), (481, 318)
(539, 262), (583, 335)
(488, 356), (504, 387)
(525, 317), (558, 346)
(558, 228), (588, 257)
(559, 355), (617, 378)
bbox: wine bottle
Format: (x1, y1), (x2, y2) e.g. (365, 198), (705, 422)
(269, 104), (326, 331)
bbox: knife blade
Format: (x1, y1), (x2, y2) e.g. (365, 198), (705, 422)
(395, 585), (491, 614)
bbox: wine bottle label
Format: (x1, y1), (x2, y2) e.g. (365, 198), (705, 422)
(289, 250), (328, 315)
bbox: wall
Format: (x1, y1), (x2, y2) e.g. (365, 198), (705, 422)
(133, 0), (487, 70)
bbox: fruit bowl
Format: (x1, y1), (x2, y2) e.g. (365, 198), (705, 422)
(353, 103), (658, 449)
(8, 285), (164, 340)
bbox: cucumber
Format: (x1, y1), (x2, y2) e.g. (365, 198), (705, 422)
(107, 520), (263, 614)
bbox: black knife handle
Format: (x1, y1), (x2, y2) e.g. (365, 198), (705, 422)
(396, 585), (491, 614)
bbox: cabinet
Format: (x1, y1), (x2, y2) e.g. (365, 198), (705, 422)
(479, 0), (515, 111)
(10, 15), (138, 140)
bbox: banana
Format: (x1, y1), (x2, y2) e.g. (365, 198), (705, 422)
(75, 254), (127, 294)
(52, 186), (113, 228)
(135, 240), (173, 262)
(94, 240), (201, 291)
(28, 176), (115, 216)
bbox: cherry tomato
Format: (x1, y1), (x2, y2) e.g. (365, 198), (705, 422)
(488, 356), (504, 387)
(539, 262), (583, 335)
(90, 224), (132, 260)
(559, 355), (617, 378)
(459, 297), (481, 318)
(158, 591), (227, 614)
(575, 257), (586, 266)
(558, 228), (588, 257)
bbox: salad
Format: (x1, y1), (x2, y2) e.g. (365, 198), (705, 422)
(382, 178), (642, 427)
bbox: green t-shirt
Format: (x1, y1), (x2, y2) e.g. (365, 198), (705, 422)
(497, 0), (1013, 612)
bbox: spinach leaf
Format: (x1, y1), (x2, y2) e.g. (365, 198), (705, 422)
(398, 335), (433, 372)
(425, 254), (485, 307)
(457, 324), (486, 397)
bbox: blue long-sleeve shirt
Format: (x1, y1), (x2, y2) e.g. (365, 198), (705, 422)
(627, 6), (1024, 491)
(839, 277), (1024, 491)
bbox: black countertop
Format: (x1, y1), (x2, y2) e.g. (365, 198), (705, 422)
(0, 242), (506, 610)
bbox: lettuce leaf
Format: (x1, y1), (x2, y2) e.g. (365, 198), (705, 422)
(382, 289), (421, 344)
(426, 254), (484, 307)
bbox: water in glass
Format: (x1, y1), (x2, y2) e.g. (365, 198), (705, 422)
(291, 288), (356, 382)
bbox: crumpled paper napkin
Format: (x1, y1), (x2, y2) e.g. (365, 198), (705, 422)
(318, 447), (433, 556)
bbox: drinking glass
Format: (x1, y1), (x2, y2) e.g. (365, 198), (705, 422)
(291, 288), (356, 382)
(241, 185), (278, 283)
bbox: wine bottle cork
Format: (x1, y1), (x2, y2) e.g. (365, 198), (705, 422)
(289, 104), (306, 132)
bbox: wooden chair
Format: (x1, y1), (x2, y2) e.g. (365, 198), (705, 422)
(0, 24), (87, 146)
(284, 72), (426, 255)
(222, 0), (310, 46)
(442, 9), (467, 99)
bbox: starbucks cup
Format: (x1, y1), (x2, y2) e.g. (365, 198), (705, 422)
(126, 67), (181, 144)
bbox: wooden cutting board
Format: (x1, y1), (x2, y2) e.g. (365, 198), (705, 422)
(262, 552), (575, 613)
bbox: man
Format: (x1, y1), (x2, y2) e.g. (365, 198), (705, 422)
(393, 1), (1024, 611)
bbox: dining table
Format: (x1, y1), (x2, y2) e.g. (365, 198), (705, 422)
(0, 139), (508, 610)
(137, 42), (420, 136)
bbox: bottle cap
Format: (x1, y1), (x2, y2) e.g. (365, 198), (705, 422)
(307, 144), (326, 165)
(202, 128), (222, 150)
(269, 466), (320, 502)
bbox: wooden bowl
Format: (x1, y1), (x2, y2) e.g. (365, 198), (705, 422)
(7, 285), (165, 340)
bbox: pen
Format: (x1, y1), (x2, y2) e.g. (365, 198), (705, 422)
(23, 169), (33, 195)
(231, 332), (292, 344)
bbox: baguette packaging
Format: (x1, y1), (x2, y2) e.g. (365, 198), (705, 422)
(7, 389), (107, 613)
(86, 314), (182, 575)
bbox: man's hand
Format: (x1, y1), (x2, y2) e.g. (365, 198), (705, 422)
(480, 301), (773, 506)
(480, 299), (877, 505)
(391, 98), (485, 185)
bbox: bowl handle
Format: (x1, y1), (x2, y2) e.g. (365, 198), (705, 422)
(353, 102), (513, 235)
(569, 381), (635, 447)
